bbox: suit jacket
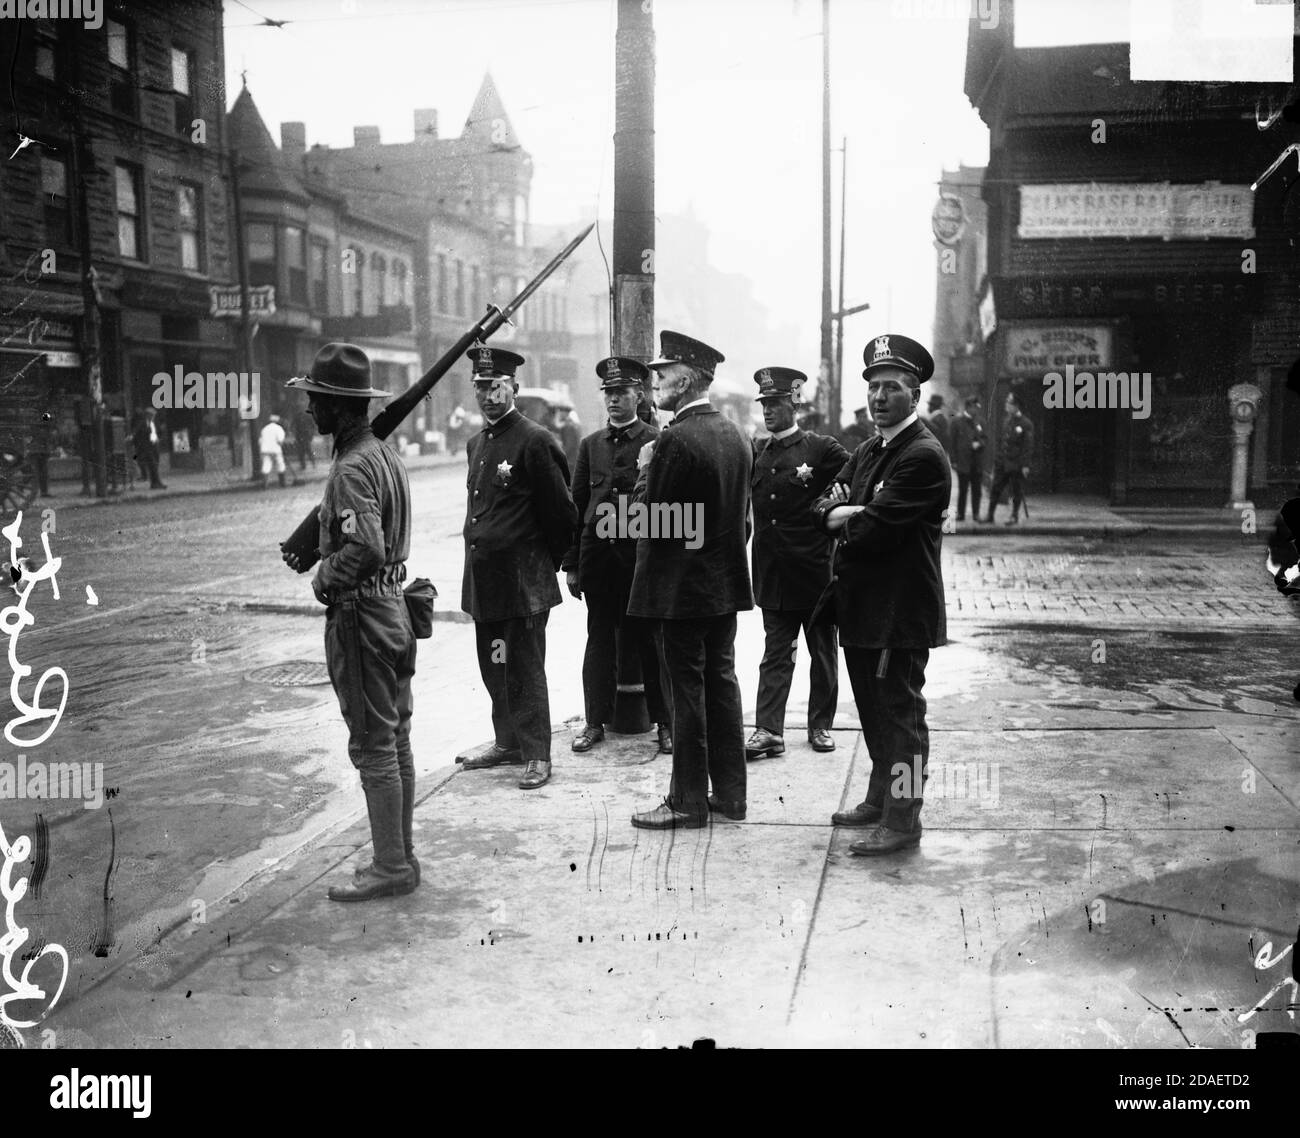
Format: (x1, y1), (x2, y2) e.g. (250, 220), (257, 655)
(997, 411), (1034, 468)
(927, 410), (952, 456)
(751, 429), (849, 610)
(561, 417), (659, 592)
(950, 412), (987, 472)
(627, 401), (753, 620)
(812, 420), (950, 649)
(461, 408), (578, 622)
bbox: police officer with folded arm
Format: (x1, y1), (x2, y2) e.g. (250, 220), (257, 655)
(812, 334), (951, 856)
(746, 366), (848, 761)
(459, 345), (578, 791)
(563, 356), (672, 756)
(285, 343), (420, 902)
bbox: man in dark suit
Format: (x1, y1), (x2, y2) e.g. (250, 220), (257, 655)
(131, 408), (166, 489)
(984, 390), (1034, 525)
(950, 394), (987, 522)
(459, 345), (578, 790)
(925, 393), (952, 457)
(564, 357), (671, 756)
(812, 333), (951, 855)
(628, 330), (753, 828)
(746, 366), (849, 760)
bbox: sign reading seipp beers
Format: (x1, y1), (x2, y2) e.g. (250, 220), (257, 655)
(1003, 325), (1113, 377)
(208, 284), (276, 319)
(1018, 183), (1255, 240)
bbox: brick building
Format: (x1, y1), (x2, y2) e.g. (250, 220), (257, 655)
(966, 2), (1300, 502)
(930, 164), (989, 410)
(0, 0), (238, 485)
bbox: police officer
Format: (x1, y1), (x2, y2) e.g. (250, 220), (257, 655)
(285, 343), (418, 901)
(628, 331), (753, 829)
(813, 334), (951, 855)
(564, 356), (671, 755)
(984, 389), (1034, 526)
(746, 366), (848, 760)
(459, 345), (578, 790)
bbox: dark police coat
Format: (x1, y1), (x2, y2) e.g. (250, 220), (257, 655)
(751, 428), (849, 611)
(950, 412), (987, 473)
(461, 408), (578, 622)
(812, 419), (950, 649)
(627, 401), (753, 621)
(561, 417), (659, 592)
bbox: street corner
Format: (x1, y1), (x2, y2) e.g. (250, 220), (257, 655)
(989, 849), (1300, 1048)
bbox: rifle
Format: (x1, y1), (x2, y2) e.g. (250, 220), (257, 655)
(280, 222), (595, 572)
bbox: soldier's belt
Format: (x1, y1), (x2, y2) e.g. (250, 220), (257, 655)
(332, 562), (407, 600)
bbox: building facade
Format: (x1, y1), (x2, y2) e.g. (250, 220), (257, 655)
(966, 2), (1300, 502)
(930, 164), (989, 410)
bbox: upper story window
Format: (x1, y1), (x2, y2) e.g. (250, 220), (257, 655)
(286, 226), (307, 304)
(350, 247), (365, 315)
(41, 155), (72, 246)
(436, 253), (448, 314)
(310, 241), (330, 311)
(470, 265), (481, 316)
(247, 222), (276, 289)
(106, 19), (137, 118)
(394, 260), (408, 308)
(34, 25), (61, 83)
(177, 182), (203, 271)
(453, 259), (464, 318)
(115, 162), (143, 260)
(171, 46), (196, 135)
(372, 253), (388, 308)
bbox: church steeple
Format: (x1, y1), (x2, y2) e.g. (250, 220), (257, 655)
(462, 71), (520, 150)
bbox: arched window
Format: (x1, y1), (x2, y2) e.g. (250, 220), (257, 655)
(394, 261), (408, 308)
(350, 247), (364, 315)
(373, 253), (387, 309)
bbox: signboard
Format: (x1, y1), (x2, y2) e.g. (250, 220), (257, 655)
(1003, 325), (1113, 377)
(996, 274), (1253, 318)
(1250, 316), (1300, 364)
(209, 285), (276, 319)
(1018, 183), (1255, 240)
(931, 193), (967, 245)
(44, 351), (81, 368)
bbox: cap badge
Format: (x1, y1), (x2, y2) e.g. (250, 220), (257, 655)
(872, 336), (891, 362)
(759, 368), (772, 383)
(477, 346), (493, 365)
(606, 358), (620, 378)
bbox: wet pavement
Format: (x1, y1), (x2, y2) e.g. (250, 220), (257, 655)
(0, 468), (1295, 1047)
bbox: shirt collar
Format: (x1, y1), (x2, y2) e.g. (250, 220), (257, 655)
(878, 411), (919, 446)
(773, 424), (800, 441)
(676, 397), (710, 415)
(333, 419), (374, 457)
(483, 407), (521, 434)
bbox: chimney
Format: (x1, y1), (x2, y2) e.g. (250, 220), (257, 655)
(281, 122), (306, 162)
(354, 125), (381, 147)
(413, 108), (438, 141)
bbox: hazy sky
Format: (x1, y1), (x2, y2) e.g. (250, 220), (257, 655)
(224, 0), (991, 379)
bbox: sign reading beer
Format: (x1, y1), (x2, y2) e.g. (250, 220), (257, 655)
(931, 193), (967, 245)
(209, 284), (276, 319)
(1003, 325), (1113, 377)
(1018, 183), (1255, 240)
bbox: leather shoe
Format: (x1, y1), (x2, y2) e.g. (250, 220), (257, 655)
(830, 800), (883, 827)
(631, 800), (707, 829)
(354, 856), (421, 888)
(706, 794), (746, 821)
(848, 823), (922, 856)
(572, 725), (605, 752)
(461, 743), (524, 770)
(329, 862), (415, 902)
(518, 759), (551, 789)
(745, 727), (785, 760)
(808, 728), (835, 752)
(656, 723), (673, 754)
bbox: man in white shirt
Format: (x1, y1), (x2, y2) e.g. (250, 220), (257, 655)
(259, 414), (297, 489)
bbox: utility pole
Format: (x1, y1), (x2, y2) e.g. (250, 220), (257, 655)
(832, 135), (846, 432)
(610, 0), (655, 735)
(819, 0), (833, 423)
(69, 40), (107, 499)
(229, 147), (260, 480)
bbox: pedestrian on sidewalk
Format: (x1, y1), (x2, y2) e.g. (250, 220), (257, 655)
(459, 345), (578, 791)
(950, 394), (986, 522)
(564, 357), (672, 758)
(925, 393), (952, 457)
(258, 414), (298, 489)
(285, 343), (418, 902)
(293, 407), (316, 471)
(813, 333), (950, 855)
(628, 330), (753, 829)
(746, 365), (848, 762)
(984, 390), (1034, 525)
(131, 408), (167, 489)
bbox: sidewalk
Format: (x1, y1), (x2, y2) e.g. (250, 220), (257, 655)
(44, 620), (1299, 1049)
(37, 450), (465, 513)
(950, 492), (1280, 538)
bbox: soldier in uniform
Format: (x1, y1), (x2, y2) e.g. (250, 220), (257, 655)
(564, 357), (672, 755)
(284, 343), (418, 901)
(459, 345), (578, 790)
(950, 394), (987, 523)
(628, 331), (753, 829)
(984, 390), (1034, 526)
(812, 334), (951, 855)
(745, 366), (848, 760)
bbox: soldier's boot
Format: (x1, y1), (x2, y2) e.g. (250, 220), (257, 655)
(259, 473), (269, 491)
(278, 471), (287, 489)
(329, 785), (415, 902)
(400, 769), (419, 886)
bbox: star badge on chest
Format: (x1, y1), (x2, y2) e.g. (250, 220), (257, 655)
(795, 462), (813, 483)
(497, 460), (513, 476)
